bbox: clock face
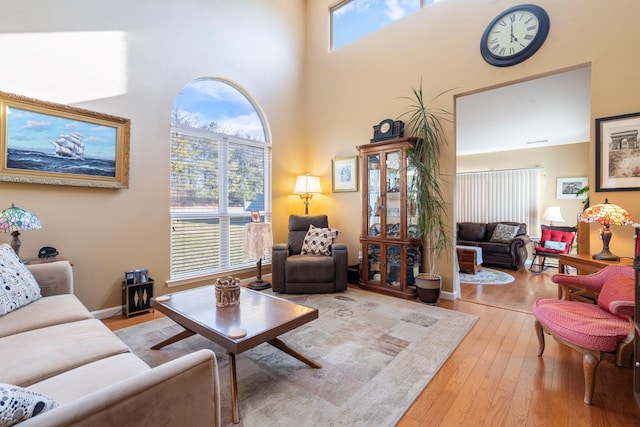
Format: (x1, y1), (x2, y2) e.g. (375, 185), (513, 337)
(380, 122), (391, 134)
(480, 5), (550, 67)
(486, 10), (539, 57)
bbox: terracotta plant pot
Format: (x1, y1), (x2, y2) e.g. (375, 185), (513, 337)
(414, 273), (441, 304)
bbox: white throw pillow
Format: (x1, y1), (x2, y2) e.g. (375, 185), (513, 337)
(0, 244), (42, 317)
(489, 224), (520, 243)
(0, 383), (59, 427)
(301, 224), (340, 255)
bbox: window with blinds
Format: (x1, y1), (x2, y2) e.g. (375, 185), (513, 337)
(170, 79), (271, 280)
(456, 167), (541, 237)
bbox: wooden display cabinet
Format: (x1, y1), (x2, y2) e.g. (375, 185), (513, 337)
(357, 138), (421, 300)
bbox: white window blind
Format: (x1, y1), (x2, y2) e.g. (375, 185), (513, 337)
(456, 168), (541, 236)
(170, 127), (271, 278)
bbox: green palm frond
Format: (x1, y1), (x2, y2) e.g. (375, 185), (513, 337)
(399, 80), (454, 275)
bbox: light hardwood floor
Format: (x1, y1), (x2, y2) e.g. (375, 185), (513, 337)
(104, 267), (640, 426)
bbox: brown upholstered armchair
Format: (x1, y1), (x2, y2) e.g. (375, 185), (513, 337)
(271, 215), (348, 294)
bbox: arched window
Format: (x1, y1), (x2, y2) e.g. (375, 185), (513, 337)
(170, 78), (271, 281)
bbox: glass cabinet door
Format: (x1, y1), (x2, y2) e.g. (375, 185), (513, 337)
(407, 157), (419, 239)
(386, 245), (401, 288)
(367, 243), (381, 282)
(367, 154), (381, 237)
(385, 150), (401, 238)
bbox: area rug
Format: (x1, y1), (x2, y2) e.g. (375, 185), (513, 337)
(459, 267), (515, 285)
(115, 288), (477, 426)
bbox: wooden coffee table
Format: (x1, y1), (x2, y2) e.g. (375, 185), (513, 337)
(150, 286), (321, 424)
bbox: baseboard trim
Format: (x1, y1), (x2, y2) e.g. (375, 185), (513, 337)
(92, 306), (122, 320)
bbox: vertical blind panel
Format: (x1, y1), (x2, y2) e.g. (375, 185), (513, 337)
(456, 168), (541, 236)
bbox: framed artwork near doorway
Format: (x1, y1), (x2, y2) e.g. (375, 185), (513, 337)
(595, 111), (640, 192)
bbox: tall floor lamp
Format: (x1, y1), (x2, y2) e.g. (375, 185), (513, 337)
(293, 173), (322, 215)
(580, 198), (633, 261)
(0, 203), (42, 264)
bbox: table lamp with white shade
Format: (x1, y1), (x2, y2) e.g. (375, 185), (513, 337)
(542, 206), (564, 226)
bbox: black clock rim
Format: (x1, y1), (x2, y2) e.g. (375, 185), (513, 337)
(480, 4), (550, 67)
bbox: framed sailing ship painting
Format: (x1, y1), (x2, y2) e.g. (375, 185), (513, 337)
(0, 91), (130, 188)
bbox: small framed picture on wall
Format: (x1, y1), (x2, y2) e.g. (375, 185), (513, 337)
(332, 156), (358, 192)
(556, 177), (588, 199)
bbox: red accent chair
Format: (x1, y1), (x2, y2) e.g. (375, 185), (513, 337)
(529, 224), (576, 273)
(533, 266), (635, 404)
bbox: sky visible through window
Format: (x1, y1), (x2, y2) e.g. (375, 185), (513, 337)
(333, 0), (438, 50)
(172, 79), (266, 142)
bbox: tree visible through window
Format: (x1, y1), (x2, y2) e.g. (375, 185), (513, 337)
(170, 78), (271, 279)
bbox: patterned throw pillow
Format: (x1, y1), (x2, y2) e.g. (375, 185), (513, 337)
(489, 224), (520, 243)
(0, 244), (42, 317)
(0, 383), (59, 427)
(301, 224), (340, 255)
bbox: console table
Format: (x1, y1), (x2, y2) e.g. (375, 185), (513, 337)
(558, 253), (633, 275)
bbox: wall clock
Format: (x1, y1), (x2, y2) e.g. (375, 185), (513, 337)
(480, 4), (550, 67)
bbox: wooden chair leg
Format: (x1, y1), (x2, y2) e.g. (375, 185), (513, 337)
(539, 255), (547, 271)
(582, 351), (601, 405)
(530, 254), (544, 273)
(534, 320), (545, 356)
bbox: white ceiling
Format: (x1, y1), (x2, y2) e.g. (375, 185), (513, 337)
(456, 66), (591, 156)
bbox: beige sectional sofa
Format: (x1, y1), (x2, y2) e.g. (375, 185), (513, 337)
(0, 250), (221, 427)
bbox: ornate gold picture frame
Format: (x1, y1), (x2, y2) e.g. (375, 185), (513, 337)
(0, 91), (130, 188)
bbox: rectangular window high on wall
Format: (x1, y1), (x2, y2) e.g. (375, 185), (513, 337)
(331, 0), (430, 50)
(456, 168), (542, 237)
(170, 127), (272, 280)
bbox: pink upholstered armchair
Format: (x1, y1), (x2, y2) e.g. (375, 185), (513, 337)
(533, 266), (635, 404)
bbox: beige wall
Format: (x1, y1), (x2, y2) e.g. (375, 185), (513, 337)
(0, 0), (306, 311)
(457, 142), (590, 233)
(3, 0), (640, 310)
(302, 0), (640, 295)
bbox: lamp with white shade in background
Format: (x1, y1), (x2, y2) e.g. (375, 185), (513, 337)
(0, 203), (42, 264)
(542, 206), (565, 226)
(293, 173), (322, 215)
(580, 198), (633, 261)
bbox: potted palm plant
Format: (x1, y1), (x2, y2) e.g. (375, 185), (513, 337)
(400, 81), (453, 304)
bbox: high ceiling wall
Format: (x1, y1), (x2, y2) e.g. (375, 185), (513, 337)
(302, 0), (640, 295)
